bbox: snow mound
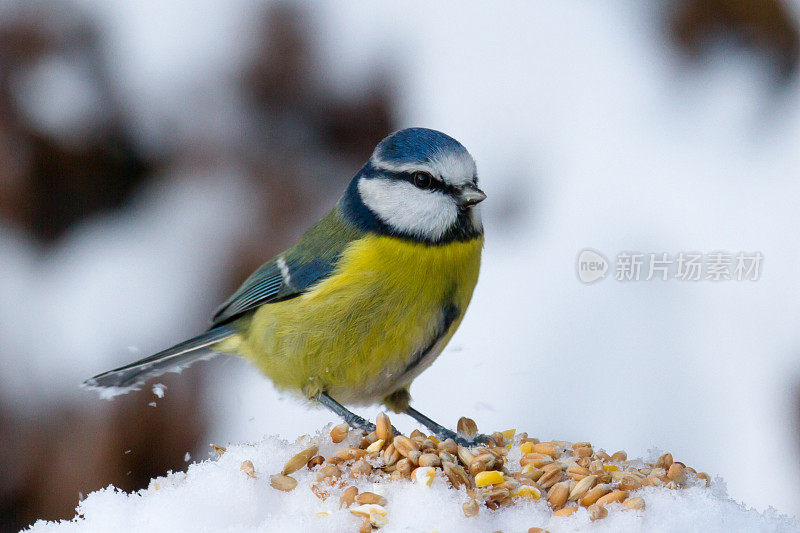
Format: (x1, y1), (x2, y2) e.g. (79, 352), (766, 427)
(27, 424), (798, 533)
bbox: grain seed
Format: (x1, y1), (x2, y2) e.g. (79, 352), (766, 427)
(547, 481), (569, 509)
(330, 423), (349, 443)
(282, 444), (319, 475)
(340, 486), (358, 508)
(356, 492), (388, 506)
(376, 412), (394, 442)
(240, 460), (255, 478)
(588, 503), (608, 521)
(624, 497), (646, 510)
(457, 417), (479, 437)
(269, 474), (297, 492)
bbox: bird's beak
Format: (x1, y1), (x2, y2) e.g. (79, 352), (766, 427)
(457, 185), (486, 207)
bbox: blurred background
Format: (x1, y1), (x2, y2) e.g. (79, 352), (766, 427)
(1, 0), (799, 529)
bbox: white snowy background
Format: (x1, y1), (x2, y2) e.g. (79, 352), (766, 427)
(3, 0), (800, 526)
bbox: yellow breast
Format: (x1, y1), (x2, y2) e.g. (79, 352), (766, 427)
(234, 234), (483, 404)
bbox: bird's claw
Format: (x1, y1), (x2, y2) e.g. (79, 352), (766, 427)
(455, 433), (497, 447)
(433, 428), (496, 447)
(348, 423), (405, 437)
(359, 422), (377, 433)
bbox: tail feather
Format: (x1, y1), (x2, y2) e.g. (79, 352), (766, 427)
(83, 325), (235, 393)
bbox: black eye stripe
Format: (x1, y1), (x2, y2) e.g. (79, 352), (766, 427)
(407, 171), (439, 189)
(412, 171), (432, 189)
(381, 170), (457, 195)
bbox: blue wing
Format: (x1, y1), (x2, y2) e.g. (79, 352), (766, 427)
(211, 257), (335, 324)
(211, 206), (364, 325)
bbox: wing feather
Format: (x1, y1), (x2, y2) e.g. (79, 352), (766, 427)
(211, 206), (364, 325)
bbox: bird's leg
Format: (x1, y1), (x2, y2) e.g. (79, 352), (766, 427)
(384, 389), (493, 446)
(314, 392), (376, 433)
(404, 406), (495, 447)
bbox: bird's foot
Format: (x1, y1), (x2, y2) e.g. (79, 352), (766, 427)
(402, 406), (497, 447)
(349, 418), (377, 434)
(344, 420), (403, 437)
(433, 427), (496, 447)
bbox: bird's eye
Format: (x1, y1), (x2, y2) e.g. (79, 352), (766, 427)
(412, 172), (433, 189)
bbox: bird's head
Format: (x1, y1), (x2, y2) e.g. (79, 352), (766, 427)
(341, 128), (485, 244)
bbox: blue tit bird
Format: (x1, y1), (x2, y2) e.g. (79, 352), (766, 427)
(86, 127), (487, 444)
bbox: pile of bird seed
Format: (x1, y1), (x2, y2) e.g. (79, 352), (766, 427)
(223, 413), (711, 533)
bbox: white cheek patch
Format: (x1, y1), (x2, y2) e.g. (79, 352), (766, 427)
(358, 178), (458, 241)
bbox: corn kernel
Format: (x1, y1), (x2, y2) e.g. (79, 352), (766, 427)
(521, 464), (536, 474)
(366, 439), (384, 453)
(350, 504), (388, 528)
(604, 465), (618, 472)
(474, 470), (505, 487)
(513, 485), (541, 499)
(428, 435), (440, 445)
(413, 466), (436, 486)
(350, 504), (387, 518)
(501, 429), (516, 441)
(520, 441), (534, 454)
(371, 512), (388, 528)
